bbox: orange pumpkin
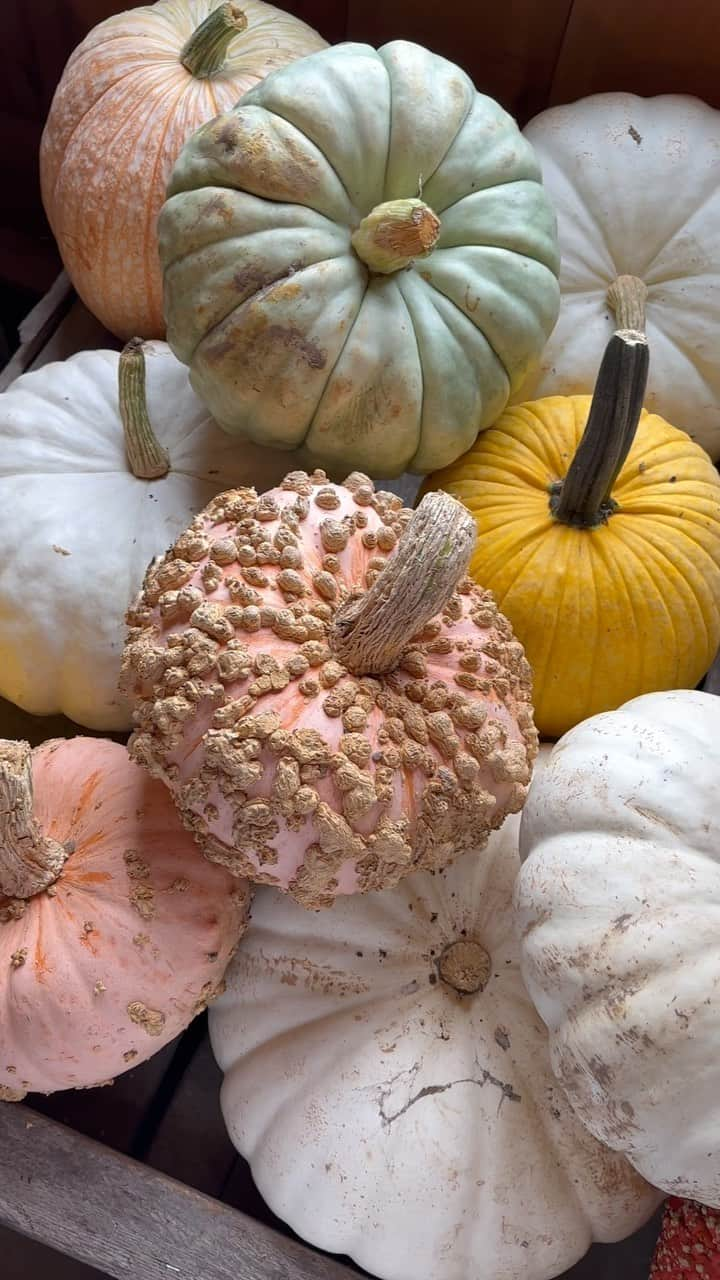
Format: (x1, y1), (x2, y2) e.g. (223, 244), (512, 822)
(0, 737), (249, 1098)
(39, 0), (326, 340)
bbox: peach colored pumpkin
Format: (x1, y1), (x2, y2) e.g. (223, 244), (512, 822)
(121, 470), (538, 909)
(0, 737), (249, 1099)
(39, 0), (326, 340)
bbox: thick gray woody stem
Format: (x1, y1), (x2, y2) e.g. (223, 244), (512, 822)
(329, 491), (477, 675)
(550, 330), (649, 528)
(0, 741), (68, 899)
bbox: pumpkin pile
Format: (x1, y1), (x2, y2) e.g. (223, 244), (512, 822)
(3, 3), (720, 1277)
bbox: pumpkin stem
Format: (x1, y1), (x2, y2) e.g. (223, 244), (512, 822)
(0, 741), (69, 899)
(119, 339), (171, 481)
(180, 3), (248, 79)
(550, 330), (649, 529)
(351, 198), (441, 274)
(329, 491), (476, 674)
(607, 274), (648, 332)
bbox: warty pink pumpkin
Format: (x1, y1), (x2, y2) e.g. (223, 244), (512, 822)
(121, 471), (538, 909)
(0, 737), (249, 1099)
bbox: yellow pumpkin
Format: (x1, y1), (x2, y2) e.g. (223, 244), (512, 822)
(424, 277), (720, 739)
(40, 0), (326, 340)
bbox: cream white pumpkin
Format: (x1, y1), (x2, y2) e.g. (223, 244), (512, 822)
(515, 690), (720, 1206)
(209, 747), (659, 1280)
(0, 340), (304, 731)
(513, 93), (720, 458)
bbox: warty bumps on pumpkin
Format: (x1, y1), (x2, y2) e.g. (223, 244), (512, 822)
(158, 39), (561, 477)
(120, 471), (538, 909)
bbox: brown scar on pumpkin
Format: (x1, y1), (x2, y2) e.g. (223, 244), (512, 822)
(127, 1001), (166, 1036)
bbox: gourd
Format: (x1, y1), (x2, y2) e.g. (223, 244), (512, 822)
(513, 91), (720, 460)
(208, 746), (660, 1280)
(158, 39), (561, 478)
(0, 736), (248, 1099)
(40, 0), (326, 339)
(424, 279), (720, 738)
(120, 472), (537, 908)
(650, 1199), (720, 1278)
(515, 689), (720, 1206)
(0, 339), (305, 731)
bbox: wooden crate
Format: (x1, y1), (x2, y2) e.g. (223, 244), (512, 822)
(0, 279), (687, 1279)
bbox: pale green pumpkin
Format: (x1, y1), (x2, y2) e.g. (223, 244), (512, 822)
(159, 40), (561, 477)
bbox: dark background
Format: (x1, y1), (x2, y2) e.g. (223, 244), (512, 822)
(2, 0), (719, 357)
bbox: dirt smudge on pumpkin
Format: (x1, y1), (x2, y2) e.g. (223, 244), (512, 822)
(588, 1055), (614, 1087)
(244, 948), (370, 997)
(264, 324), (326, 370)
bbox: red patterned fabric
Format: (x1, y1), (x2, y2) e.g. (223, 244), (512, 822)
(651, 1197), (720, 1277)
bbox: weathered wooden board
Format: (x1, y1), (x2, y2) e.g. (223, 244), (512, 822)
(0, 1103), (359, 1280)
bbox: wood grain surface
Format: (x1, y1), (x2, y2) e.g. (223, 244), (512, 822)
(0, 1104), (359, 1280)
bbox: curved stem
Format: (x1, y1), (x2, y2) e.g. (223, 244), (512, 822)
(607, 274), (647, 332)
(0, 742), (68, 900)
(550, 331), (649, 528)
(351, 199), (441, 274)
(120, 339), (170, 480)
(180, 3), (248, 79)
(329, 492), (476, 674)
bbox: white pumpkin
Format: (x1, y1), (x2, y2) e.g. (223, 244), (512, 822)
(0, 340), (303, 731)
(515, 690), (720, 1206)
(209, 747), (659, 1280)
(512, 93), (720, 459)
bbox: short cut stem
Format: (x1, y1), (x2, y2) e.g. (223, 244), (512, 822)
(180, 3), (248, 79)
(119, 339), (171, 481)
(329, 491), (476, 674)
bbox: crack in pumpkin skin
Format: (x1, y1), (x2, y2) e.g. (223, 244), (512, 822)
(378, 1060), (521, 1127)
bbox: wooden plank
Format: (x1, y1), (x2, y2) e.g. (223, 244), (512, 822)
(0, 1103), (358, 1280)
(345, 0), (574, 121)
(549, 0), (720, 110)
(0, 273), (74, 390)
